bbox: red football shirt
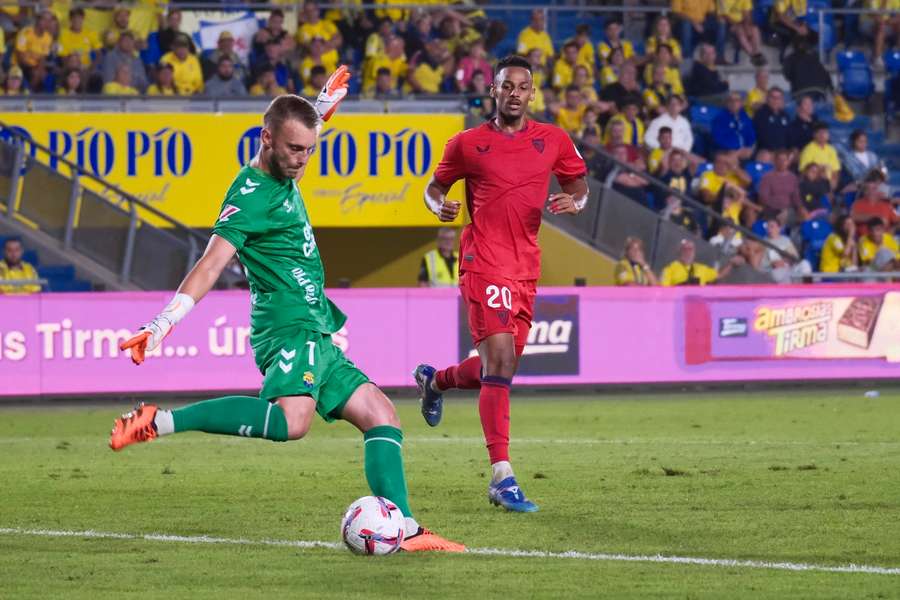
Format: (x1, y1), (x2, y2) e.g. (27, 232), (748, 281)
(433, 119), (587, 280)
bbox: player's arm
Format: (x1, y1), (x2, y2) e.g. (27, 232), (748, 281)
(548, 177), (589, 215)
(426, 132), (466, 222)
(314, 65), (350, 122)
(425, 176), (461, 222)
(119, 235), (236, 365)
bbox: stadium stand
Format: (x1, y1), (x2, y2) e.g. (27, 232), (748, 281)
(0, 1), (898, 291)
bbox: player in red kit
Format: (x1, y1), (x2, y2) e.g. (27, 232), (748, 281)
(413, 55), (589, 512)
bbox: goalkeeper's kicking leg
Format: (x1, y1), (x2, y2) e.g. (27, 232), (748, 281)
(108, 384), (464, 552)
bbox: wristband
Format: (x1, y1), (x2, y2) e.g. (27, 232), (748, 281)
(160, 292), (195, 326)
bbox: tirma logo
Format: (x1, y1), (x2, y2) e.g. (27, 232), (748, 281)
(236, 125), (435, 178)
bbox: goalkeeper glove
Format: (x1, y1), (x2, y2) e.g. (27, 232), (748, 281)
(314, 65), (350, 122)
(120, 293), (195, 365)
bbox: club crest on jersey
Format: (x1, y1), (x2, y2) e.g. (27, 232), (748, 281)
(532, 139), (545, 154)
(303, 371), (315, 388)
(217, 204), (241, 223)
(476, 144), (490, 154)
(497, 309), (510, 325)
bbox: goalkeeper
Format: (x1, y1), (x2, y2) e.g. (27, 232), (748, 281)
(109, 67), (464, 553)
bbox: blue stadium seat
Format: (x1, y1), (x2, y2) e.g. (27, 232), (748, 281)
(745, 161), (774, 194)
(695, 162), (714, 175)
(885, 50), (900, 75)
(23, 249), (39, 267)
(38, 265), (75, 282)
(689, 104), (717, 132)
(48, 279), (92, 292)
(836, 50), (867, 69)
(801, 218), (832, 268)
(141, 31), (162, 66)
(841, 68), (875, 100)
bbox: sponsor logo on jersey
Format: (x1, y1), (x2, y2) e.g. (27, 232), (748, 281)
(303, 371), (315, 388)
(283, 198), (294, 213)
(216, 204), (241, 222)
(719, 317), (748, 338)
(459, 295), (580, 375)
(291, 267), (319, 305)
(240, 178), (260, 195)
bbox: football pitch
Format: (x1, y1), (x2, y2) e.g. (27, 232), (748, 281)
(2, 389), (899, 599)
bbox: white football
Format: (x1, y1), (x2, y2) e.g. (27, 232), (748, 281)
(340, 496), (405, 555)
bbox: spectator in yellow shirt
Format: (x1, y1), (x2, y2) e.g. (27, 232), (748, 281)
(647, 126), (674, 175)
(572, 65), (598, 103)
(643, 64), (676, 117)
(57, 67), (84, 95)
(147, 63), (178, 95)
(517, 9), (553, 65)
(407, 40), (449, 95)
(103, 6), (136, 50)
(554, 87), (587, 136)
(671, 0), (723, 59)
(0, 238), (41, 295)
(570, 24), (596, 69)
(773, 0), (814, 51)
(302, 66), (327, 97)
(103, 64), (139, 95)
(646, 15), (683, 64)
(58, 8), (102, 69)
(718, 0), (766, 65)
(699, 152), (752, 208)
(161, 35), (204, 96)
(642, 44), (684, 94)
(362, 35), (407, 94)
(297, 1), (342, 49)
(661, 239), (720, 286)
(744, 68), (769, 116)
(249, 66), (287, 97)
(798, 123), (840, 189)
(615, 237), (659, 286)
(2, 66), (27, 96)
(300, 37), (339, 88)
(603, 98), (645, 146)
(552, 41), (582, 90)
(869, 0), (900, 64)
(819, 215), (859, 273)
(598, 47), (625, 86)
(597, 20), (634, 66)
(14, 10), (54, 91)
(859, 217), (900, 270)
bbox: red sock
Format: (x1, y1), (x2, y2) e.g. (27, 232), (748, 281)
(479, 376), (511, 464)
(435, 355), (482, 391)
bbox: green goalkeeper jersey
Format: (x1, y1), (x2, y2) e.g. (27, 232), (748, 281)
(213, 164), (346, 338)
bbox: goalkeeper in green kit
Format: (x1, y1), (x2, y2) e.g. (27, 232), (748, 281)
(109, 67), (464, 553)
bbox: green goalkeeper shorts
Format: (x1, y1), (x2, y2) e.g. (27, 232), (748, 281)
(256, 329), (369, 422)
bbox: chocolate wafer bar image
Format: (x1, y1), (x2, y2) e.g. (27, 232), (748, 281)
(837, 295), (884, 349)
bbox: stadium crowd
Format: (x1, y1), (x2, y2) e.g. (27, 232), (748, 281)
(0, 1), (898, 290)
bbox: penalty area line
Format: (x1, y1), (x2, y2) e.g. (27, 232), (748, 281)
(1, 527), (899, 576)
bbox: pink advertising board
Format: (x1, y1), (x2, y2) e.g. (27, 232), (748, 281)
(0, 285), (898, 397)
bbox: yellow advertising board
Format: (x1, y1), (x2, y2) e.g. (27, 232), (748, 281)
(2, 113), (465, 227)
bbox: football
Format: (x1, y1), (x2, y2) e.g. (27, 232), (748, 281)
(340, 496), (406, 555)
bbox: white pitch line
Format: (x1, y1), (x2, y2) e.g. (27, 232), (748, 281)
(1, 527), (898, 576)
(1, 436), (898, 447)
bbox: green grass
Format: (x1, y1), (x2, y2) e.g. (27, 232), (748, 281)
(2, 390), (900, 598)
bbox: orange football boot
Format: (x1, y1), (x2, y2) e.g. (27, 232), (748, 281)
(109, 403), (159, 451)
(400, 528), (466, 553)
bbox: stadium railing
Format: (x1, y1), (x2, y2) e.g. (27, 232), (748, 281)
(791, 271), (900, 282)
(532, 122), (799, 272)
(0, 122), (242, 290)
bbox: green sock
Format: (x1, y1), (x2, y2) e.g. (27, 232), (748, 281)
(169, 396), (288, 442)
(364, 426), (413, 518)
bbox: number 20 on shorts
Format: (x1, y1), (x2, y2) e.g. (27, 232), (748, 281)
(485, 285), (512, 310)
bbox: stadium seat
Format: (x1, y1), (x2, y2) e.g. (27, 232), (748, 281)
(23, 249), (39, 267)
(836, 50), (867, 70)
(885, 50), (900, 75)
(141, 31), (162, 67)
(839, 65), (875, 100)
(801, 218), (832, 267)
(38, 264), (75, 282)
(745, 161), (773, 194)
(689, 104), (717, 132)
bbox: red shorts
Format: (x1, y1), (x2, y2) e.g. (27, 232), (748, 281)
(459, 272), (537, 351)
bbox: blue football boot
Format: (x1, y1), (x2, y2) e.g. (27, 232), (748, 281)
(413, 364), (443, 427)
(488, 476), (539, 513)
